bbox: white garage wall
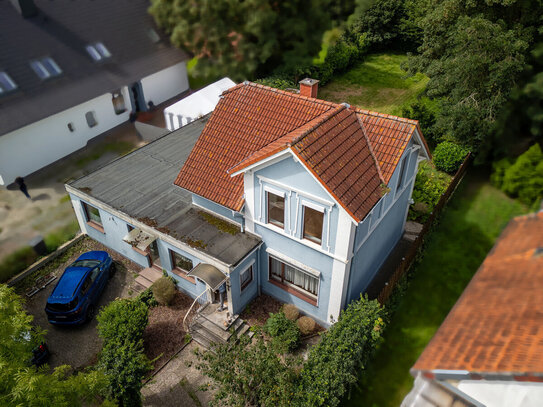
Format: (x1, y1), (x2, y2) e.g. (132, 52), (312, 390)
(0, 87), (130, 186)
(140, 61), (189, 106)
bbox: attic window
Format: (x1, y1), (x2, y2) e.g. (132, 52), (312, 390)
(86, 42), (111, 61)
(0, 72), (17, 94)
(30, 57), (62, 80)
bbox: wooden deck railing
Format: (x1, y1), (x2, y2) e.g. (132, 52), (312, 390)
(377, 153), (472, 305)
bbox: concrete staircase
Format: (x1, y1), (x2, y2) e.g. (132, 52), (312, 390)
(190, 303), (253, 349)
(135, 266), (162, 289)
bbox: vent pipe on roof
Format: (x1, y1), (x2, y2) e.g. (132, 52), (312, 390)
(9, 0), (38, 17)
(299, 78), (319, 98)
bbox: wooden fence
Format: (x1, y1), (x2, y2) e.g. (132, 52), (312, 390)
(377, 154), (472, 305)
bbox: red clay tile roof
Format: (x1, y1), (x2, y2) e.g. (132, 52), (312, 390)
(355, 109), (424, 183)
(413, 212), (543, 378)
(175, 82), (428, 220)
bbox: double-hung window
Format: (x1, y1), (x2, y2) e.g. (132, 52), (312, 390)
(302, 205), (324, 245)
(269, 256), (319, 303)
(267, 192), (285, 228)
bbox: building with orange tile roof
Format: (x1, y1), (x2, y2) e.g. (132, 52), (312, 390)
(66, 78), (430, 332)
(403, 211), (543, 407)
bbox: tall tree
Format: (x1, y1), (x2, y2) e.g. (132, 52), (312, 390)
(0, 285), (107, 407)
(149, 0), (331, 80)
(407, 0), (542, 151)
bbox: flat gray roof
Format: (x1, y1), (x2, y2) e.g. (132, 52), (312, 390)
(70, 116), (261, 267)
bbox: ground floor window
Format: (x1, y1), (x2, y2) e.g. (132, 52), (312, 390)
(82, 202), (102, 225)
(240, 265), (253, 291)
(170, 250), (195, 283)
(269, 256), (319, 301)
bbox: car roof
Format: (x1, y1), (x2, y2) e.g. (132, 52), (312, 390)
(48, 267), (90, 302)
(77, 250), (109, 262)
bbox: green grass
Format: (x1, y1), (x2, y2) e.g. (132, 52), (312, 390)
(319, 53), (428, 115)
(343, 168), (527, 407)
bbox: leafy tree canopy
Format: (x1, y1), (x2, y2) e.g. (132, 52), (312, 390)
(407, 0), (542, 151)
(0, 285), (107, 407)
(149, 0), (331, 80)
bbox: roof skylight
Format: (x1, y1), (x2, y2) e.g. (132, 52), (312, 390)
(0, 72), (17, 94)
(86, 42), (111, 61)
(30, 57), (62, 80)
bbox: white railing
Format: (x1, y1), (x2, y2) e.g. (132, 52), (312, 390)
(183, 289), (208, 331)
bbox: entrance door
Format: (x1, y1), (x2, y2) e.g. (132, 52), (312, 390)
(147, 240), (161, 268)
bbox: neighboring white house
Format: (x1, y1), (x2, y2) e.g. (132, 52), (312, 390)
(403, 212), (543, 407)
(163, 78), (236, 131)
(0, 0), (190, 186)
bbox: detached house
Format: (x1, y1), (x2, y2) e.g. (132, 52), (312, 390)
(66, 80), (430, 327)
(0, 0), (189, 186)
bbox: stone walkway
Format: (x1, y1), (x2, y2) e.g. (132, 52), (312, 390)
(142, 341), (214, 407)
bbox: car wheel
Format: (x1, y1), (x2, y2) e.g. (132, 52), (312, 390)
(86, 305), (96, 322)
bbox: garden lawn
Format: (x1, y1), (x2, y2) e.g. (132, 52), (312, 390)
(343, 168), (527, 407)
(319, 53), (428, 115)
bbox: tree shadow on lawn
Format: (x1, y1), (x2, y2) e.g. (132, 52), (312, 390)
(342, 168), (526, 407)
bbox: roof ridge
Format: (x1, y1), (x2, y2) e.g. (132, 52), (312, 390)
(354, 106), (419, 125)
(221, 81), (341, 109)
(289, 104), (347, 147)
(354, 110), (386, 184)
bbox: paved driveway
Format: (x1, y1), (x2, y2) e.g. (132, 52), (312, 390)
(24, 241), (143, 370)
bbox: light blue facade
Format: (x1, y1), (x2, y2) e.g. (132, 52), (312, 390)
(69, 138), (424, 326)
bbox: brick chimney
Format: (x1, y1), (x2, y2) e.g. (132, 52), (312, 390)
(9, 0), (38, 18)
(299, 78), (319, 98)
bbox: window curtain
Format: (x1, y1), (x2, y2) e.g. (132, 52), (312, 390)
(270, 257), (282, 280)
(284, 264), (318, 295)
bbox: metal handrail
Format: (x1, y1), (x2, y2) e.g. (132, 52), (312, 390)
(183, 289), (208, 331)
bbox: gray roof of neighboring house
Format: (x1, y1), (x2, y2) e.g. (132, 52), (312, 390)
(0, 0), (188, 136)
(69, 116), (262, 267)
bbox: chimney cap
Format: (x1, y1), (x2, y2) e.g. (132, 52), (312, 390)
(299, 78), (320, 86)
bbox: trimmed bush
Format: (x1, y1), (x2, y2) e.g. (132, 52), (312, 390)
(282, 304), (300, 321)
(298, 295), (385, 407)
(151, 276), (176, 305)
(136, 287), (158, 308)
(433, 141), (469, 174)
(264, 312), (300, 352)
(297, 316), (316, 335)
(499, 143), (543, 207)
(97, 298), (151, 406)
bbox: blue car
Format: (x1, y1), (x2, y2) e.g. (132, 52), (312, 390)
(45, 251), (114, 325)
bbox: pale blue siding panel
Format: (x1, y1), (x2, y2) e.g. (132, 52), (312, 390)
(229, 249), (259, 315)
(73, 195), (149, 267)
(159, 240), (206, 298)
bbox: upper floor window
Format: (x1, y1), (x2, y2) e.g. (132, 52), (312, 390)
(302, 206), (324, 244)
(267, 192), (284, 228)
(82, 202), (102, 226)
(0, 72), (17, 94)
(30, 57), (62, 80)
(86, 42), (111, 61)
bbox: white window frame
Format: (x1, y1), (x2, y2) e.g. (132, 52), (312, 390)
(300, 199), (325, 246)
(263, 185), (287, 231)
(268, 254), (320, 302)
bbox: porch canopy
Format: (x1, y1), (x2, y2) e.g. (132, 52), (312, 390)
(188, 263), (227, 291)
(123, 228), (156, 252)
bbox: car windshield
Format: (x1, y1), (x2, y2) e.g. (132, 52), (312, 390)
(71, 259), (100, 268)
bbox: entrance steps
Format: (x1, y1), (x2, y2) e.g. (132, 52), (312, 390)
(190, 303), (253, 349)
(135, 266), (162, 289)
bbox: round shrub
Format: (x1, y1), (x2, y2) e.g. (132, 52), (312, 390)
(282, 304), (300, 321)
(264, 312), (300, 352)
(297, 316), (316, 335)
(433, 141), (468, 173)
(151, 276), (176, 305)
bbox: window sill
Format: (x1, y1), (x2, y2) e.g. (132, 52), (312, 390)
(86, 221), (104, 234)
(131, 246), (147, 256)
(268, 279), (317, 306)
(172, 268), (196, 284)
